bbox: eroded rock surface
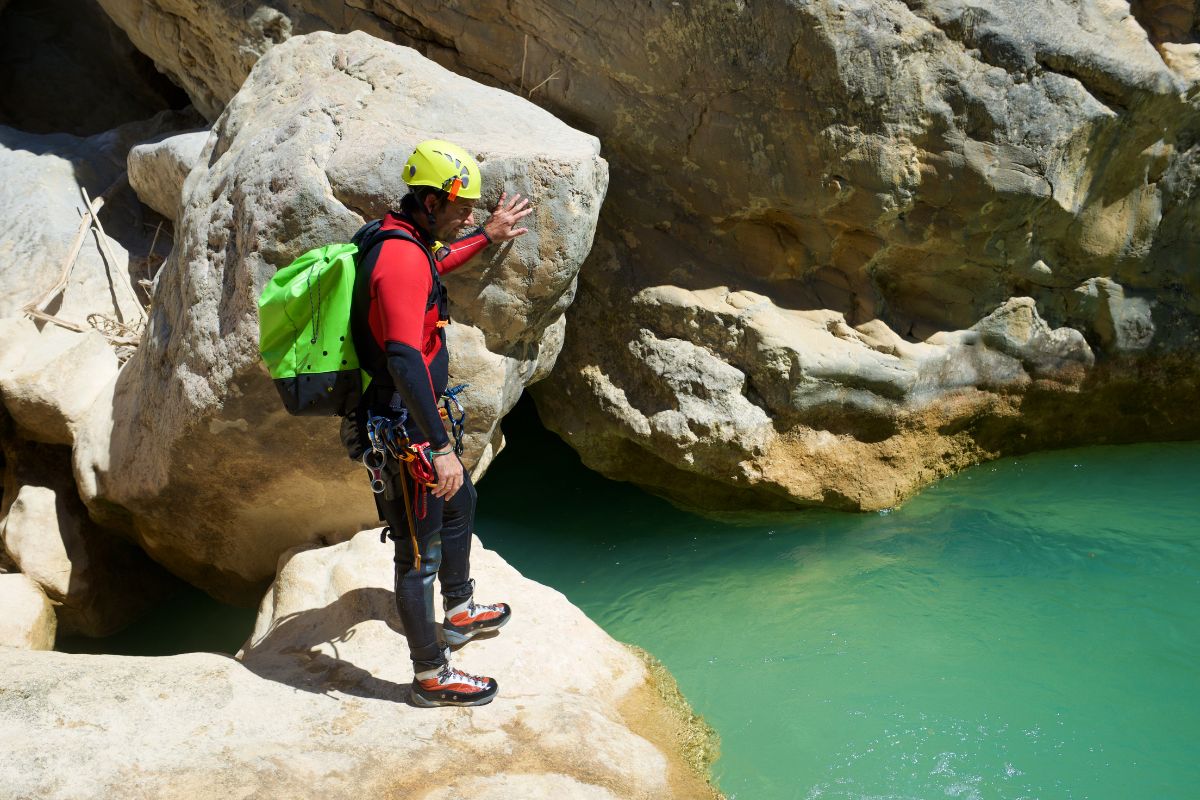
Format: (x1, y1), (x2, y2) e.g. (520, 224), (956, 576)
(0, 531), (717, 799)
(74, 31), (606, 601)
(0, 573), (55, 650)
(536, 282), (1103, 510)
(127, 128), (208, 220)
(92, 1), (1200, 511)
(530, 0), (1200, 510)
(0, 111), (197, 327)
(0, 323), (118, 446)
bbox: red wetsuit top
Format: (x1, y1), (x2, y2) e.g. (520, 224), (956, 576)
(358, 210), (489, 448)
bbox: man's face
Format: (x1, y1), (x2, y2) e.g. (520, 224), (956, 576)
(428, 196), (476, 241)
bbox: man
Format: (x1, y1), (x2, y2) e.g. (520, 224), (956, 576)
(350, 139), (532, 707)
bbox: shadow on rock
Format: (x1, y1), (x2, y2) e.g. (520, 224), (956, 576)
(238, 586), (412, 704)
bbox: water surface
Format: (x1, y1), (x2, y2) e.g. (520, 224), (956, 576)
(479, 399), (1200, 800)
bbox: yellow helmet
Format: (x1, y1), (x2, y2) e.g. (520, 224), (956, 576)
(402, 139), (481, 201)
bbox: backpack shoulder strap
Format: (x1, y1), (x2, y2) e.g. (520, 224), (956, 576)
(354, 225), (446, 315)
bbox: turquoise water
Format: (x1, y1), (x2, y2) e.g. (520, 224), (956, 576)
(479, 399), (1200, 799)
(57, 583), (257, 656)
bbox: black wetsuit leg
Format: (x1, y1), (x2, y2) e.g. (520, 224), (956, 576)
(376, 459), (477, 673)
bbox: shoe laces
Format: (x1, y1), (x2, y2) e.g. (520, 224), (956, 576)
(467, 599), (504, 617)
(437, 664), (489, 690)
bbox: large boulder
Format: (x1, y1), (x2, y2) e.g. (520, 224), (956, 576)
(530, 0), (1200, 510)
(0, 573), (55, 650)
(0, 437), (177, 636)
(0, 531), (718, 799)
(74, 31), (607, 602)
(536, 286), (1099, 510)
(127, 128), (209, 220)
(0, 110), (199, 327)
(93, 2), (1200, 511)
(0, 322), (118, 445)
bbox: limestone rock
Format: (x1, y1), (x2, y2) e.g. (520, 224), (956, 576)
(971, 297), (1095, 381)
(243, 533), (638, 708)
(127, 128), (209, 220)
(0, 438), (177, 637)
(0, 536), (14, 573)
(0, 326), (118, 445)
(418, 775), (621, 800)
(1069, 277), (1158, 354)
(1131, 0), (1199, 46)
(93, 1), (1200, 510)
(535, 281), (1098, 510)
(0, 532), (717, 799)
(95, 0), (294, 119)
(0, 111), (198, 327)
(74, 31), (607, 602)
(0, 573), (55, 650)
(0, 317), (37, 375)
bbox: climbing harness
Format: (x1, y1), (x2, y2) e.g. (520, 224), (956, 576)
(363, 409), (446, 569)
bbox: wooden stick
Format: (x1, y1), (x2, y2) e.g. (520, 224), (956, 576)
(23, 308), (87, 333)
(81, 186), (149, 324)
(527, 68), (560, 98)
(23, 195), (105, 315)
(521, 34), (528, 93)
(133, 220), (166, 305)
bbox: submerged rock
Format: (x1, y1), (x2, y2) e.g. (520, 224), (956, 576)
(74, 31), (607, 602)
(0, 531), (718, 799)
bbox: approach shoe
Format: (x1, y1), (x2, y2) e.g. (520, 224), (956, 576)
(442, 596), (511, 646)
(412, 663), (498, 708)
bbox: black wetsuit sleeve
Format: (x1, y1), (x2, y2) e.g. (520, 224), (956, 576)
(385, 341), (452, 450)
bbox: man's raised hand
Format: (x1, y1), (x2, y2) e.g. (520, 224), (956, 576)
(483, 192), (533, 243)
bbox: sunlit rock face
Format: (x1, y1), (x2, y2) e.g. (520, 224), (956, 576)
(74, 31), (606, 601)
(0, 531), (718, 800)
(95, 1), (1200, 511)
(0, 573), (56, 650)
(0, 112), (192, 327)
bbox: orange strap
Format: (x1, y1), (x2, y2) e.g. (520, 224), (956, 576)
(396, 466), (421, 571)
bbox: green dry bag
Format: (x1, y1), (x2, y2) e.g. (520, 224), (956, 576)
(257, 242), (365, 416)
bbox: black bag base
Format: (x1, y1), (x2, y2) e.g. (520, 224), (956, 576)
(274, 369), (362, 417)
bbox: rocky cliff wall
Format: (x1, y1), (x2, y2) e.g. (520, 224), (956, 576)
(91, 0), (1200, 511)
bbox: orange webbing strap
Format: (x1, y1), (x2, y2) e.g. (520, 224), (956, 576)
(396, 467), (422, 571)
